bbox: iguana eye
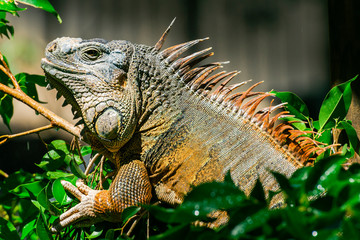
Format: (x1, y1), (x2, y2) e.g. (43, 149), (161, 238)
(81, 47), (102, 61)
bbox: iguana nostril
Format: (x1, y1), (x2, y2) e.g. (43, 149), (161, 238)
(48, 42), (57, 53)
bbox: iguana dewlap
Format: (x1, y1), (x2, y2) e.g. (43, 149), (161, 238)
(41, 22), (328, 231)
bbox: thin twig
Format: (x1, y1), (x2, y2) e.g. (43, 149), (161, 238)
(126, 214), (142, 236)
(147, 211), (150, 239)
(0, 50), (20, 90)
(126, 210), (150, 236)
(99, 157), (104, 189)
(0, 169), (9, 178)
(84, 153), (101, 175)
(120, 214), (138, 236)
(0, 65), (20, 90)
(126, 202), (160, 237)
(73, 138), (87, 170)
(0, 51), (10, 71)
(0, 124), (55, 145)
(104, 170), (116, 181)
(37, 132), (48, 150)
(90, 160), (102, 187)
(0, 82), (80, 137)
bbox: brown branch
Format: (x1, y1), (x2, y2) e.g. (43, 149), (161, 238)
(0, 76), (80, 137)
(0, 51), (20, 90)
(0, 124), (55, 145)
(84, 153), (101, 176)
(0, 51), (10, 71)
(99, 158), (104, 189)
(0, 51), (80, 138)
(125, 206), (154, 237)
(90, 160), (102, 187)
(0, 169), (9, 178)
(104, 170), (116, 181)
(71, 137), (86, 169)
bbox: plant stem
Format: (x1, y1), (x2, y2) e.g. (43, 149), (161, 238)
(0, 82), (80, 137)
(0, 124), (55, 145)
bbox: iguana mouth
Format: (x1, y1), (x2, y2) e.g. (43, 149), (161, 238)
(41, 58), (87, 75)
(41, 59), (84, 125)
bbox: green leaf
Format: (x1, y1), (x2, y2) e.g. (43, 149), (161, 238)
(37, 183), (60, 215)
(0, 217), (20, 240)
(36, 211), (53, 240)
(280, 116), (307, 131)
(46, 171), (73, 179)
(37, 149), (68, 171)
(150, 223), (190, 240)
(305, 155), (346, 197)
(282, 208), (308, 238)
(20, 219), (36, 240)
(271, 91), (309, 120)
(69, 158), (86, 179)
(0, 169), (33, 195)
(180, 175), (246, 218)
(312, 120), (320, 130)
(271, 171), (298, 204)
(37, 185), (49, 210)
(18, 199), (39, 225)
(17, 0), (62, 23)
(121, 206), (141, 225)
(105, 229), (115, 240)
(342, 218), (360, 240)
(147, 205), (192, 224)
(85, 225), (104, 239)
(0, 0), (26, 14)
(48, 140), (70, 154)
(16, 73), (47, 103)
(0, 92), (13, 131)
(315, 129), (332, 145)
(230, 209), (270, 238)
(318, 76), (357, 131)
(11, 181), (44, 199)
(0, 12), (15, 38)
(37, 140), (73, 170)
(81, 145), (93, 157)
(52, 177), (75, 205)
(340, 120), (360, 152)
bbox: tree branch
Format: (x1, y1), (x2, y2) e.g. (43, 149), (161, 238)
(0, 51), (20, 90)
(0, 52), (81, 138)
(0, 82), (81, 137)
(0, 124), (55, 145)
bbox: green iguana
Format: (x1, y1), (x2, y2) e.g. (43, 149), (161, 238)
(41, 21), (331, 232)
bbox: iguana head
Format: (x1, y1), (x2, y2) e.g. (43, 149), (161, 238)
(41, 37), (140, 151)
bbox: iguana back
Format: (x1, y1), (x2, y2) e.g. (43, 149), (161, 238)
(41, 21), (330, 231)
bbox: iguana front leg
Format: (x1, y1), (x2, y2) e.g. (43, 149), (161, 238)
(51, 160), (152, 232)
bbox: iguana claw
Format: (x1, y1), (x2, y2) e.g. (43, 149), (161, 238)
(51, 179), (103, 232)
(51, 160), (152, 232)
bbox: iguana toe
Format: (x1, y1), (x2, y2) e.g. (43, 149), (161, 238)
(51, 180), (103, 232)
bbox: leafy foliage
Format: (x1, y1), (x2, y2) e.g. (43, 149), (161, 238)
(16, 0), (62, 23)
(0, 0), (61, 38)
(0, 0), (58, 130)
(272, 75), (359, 159)
(0, 68), (47, 131)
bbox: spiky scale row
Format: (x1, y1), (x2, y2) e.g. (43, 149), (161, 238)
(153, 28), (334, 167)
